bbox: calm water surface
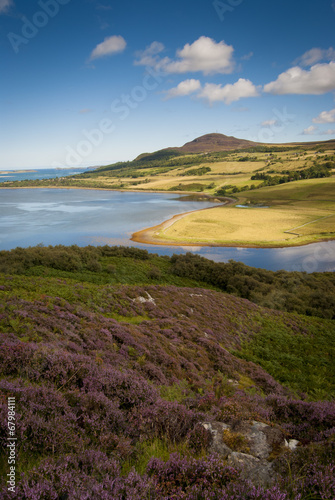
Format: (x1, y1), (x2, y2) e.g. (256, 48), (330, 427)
(0, 168), (87, 183)
(0, 188), (334, 273)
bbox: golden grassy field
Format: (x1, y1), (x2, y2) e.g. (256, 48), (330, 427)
(118, 149), (334, 194)
(144, 177), (335, 247)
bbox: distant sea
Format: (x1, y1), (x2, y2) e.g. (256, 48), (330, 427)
(0, 168), (89, 183)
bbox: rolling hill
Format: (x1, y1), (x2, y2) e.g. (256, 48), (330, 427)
(165, 132), (259, 154)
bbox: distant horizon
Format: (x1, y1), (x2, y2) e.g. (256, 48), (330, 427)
(1, 132), (335, 171)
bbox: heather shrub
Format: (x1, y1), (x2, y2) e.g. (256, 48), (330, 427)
(84, 367), (158, 410)
(186, 423), (213, 453)
(0, 337), (35, 376)
(265, 395), (335, 442)
(197, 393), (219, 412)
(147, 453), (239, 498)
(217, 397), (254, 423)
(1, 251), (335, 498)
(135, 399), (202, 442)
(0, 380), (81, 455)
(64, 390), (126, 443)
(280, 462), (335, 500)
(217, 484), (289, 499)
(0, 450), (157, 499)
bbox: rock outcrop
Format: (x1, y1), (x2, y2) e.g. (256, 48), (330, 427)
(202, 420), (300, 487)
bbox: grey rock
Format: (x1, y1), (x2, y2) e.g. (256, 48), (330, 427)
(202, 422), (232, 458)
(232, 420), (286, 460)
(202, 419), (287, 462)
(284, 438), (300, 451)
(248, 421), (271, 459)
(228, 452), (275, 487)
(132, 291), (156, 304)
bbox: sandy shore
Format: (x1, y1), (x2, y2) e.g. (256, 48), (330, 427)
(131, 215), (335, 248)
(131, 198), (335, 249)
(130, 198), (242, 247)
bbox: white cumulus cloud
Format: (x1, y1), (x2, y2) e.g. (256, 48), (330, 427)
(313, 108), (335, 123)
(264, 62), (335, 95)
(135, 36), (235, 75)
(163, 79), (201, 100)
(0, 0), (13, 14)
(294, 47), (335, 67)
(302, 125), (318, 135)
(165, 36), (234, 75)
(198, 79), (259, 105)
(90, 35), (126, 61)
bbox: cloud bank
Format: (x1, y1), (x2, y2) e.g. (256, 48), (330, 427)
(135, 36), (235, 75)
(264, 62), (335, 95)
(198, 79), (259, 105)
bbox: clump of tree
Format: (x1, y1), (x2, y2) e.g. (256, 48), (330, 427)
(169, 252), (335, 319)
(238, 156), (258, 162)
(251, 164), (332, 186)
(180, 166), (211, 176)
(168, 183), (210, 192)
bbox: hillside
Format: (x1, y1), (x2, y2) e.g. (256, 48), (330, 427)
(0, 245), (334, 498)
(167, 133), (259, 153)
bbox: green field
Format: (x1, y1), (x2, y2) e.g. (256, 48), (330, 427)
(2, 143), (335, 247)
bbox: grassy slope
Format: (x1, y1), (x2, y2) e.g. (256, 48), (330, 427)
(0, 247), (334, 497)
(1, 272), (334, 400)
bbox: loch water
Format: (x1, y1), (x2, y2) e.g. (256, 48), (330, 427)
(0, 187), (334, 273)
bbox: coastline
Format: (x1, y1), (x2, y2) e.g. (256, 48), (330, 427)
(131, 219), (335, 249)
(0, 170), (37, 174)
(131, 205), (335, 250)
(0, 185), (220, 197)
(1, 184), (334, 249)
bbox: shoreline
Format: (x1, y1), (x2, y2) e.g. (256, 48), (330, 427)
(131, 219), (335, 249)
(131, 205), (335, 249)
(0, 170), (37, 174)
(1, 184), (334, 250)
(0, 184), (221, 198)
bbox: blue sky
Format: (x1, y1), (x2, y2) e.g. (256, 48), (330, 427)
(1, 0), (335, 169)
